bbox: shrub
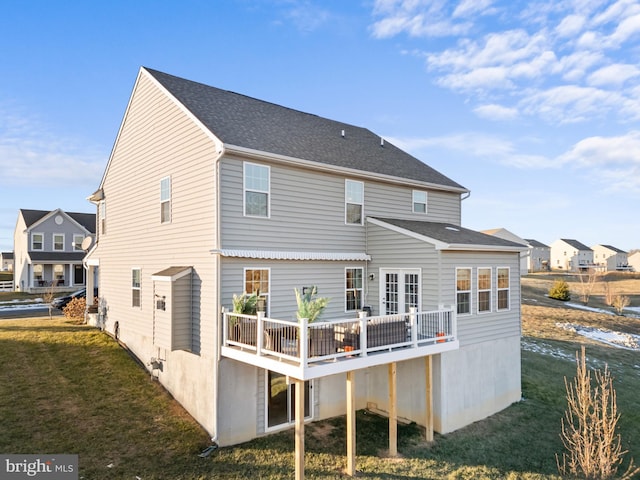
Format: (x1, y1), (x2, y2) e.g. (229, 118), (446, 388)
(549, 279), (571, 301)
(557, 346), (639, 479)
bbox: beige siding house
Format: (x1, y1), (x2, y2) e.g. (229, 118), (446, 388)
(592, 244), (630, 271)
(84, 67), (524, 448)
(550, 238), (595, 272)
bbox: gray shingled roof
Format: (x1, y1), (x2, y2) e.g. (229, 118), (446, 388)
(145, 68), (466, 191)
(598, 244), (626, 254)
(372, 218), (524, 249)
(20, 209), (96, 234)
(524, 239), (549, 248)
(28, 252), (87, 262)
(560, 239), (592, 251)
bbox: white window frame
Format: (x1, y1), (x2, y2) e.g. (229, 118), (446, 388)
(264, 370), (313, 432)
(132, 268), (141, 308)
(345, 267), (364, 312)
(456, 267), (472, 316)
(497, 267), (510, 311)
(160, 176), (171, 224)
(477, 267), (492, 313)
(53, 233), (65, 251)
(345, 179), (364, 225)
(73, 235), (85, 251)
(244, 267), (270, 314)
(31, 232), (44, 251)
(243, 162), (270, 218)
(412, 190), (428, 214)
(54, 264), (64, 284)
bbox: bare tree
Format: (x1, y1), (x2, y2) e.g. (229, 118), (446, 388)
(612, 295), (630, 316)
(577, 268), (600, 305)
(42, 281), (57, 320)
(602, 279), (615, 306)
(557, 346), (639, 479)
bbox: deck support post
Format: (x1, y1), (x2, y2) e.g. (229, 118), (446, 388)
(388, 362), (398, 457)
(295, 379), (305, 480)
(346, 370), (356, 476)
(425, 355), (434, 442)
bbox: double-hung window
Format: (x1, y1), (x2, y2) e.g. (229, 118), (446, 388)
(477, 268), (491, 313)
(73, 235), (84, 251)
(32, 233), (44, 251)
(132, 268), (141, 308)
(345, 180), (364, 225)
(412, 190), (427, 214)
(53, 234), (64, 251)
(345, 268), (363, 312)
(245, 268), (270, 314)
(244, 162), (270, 217)
(160, 176), (171, 223)
(497, 268), (510, 310)
(456, 268), (471, 315)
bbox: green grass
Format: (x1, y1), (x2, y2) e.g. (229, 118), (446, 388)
(2, 277), (640, 478)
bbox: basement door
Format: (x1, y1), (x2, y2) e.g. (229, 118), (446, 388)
(379, 269), (421, 314)
(266, 371), (313, 430)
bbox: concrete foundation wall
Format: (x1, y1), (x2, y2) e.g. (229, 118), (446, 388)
(433, 335), (521, 433)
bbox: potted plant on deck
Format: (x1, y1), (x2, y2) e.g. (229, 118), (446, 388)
(295, 286), (333, 356)
(230, 292), (258, 345)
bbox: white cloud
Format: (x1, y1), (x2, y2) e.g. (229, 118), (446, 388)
(0, 106), (104, 187)
(587, 63), (640, 87)
(555, 14), (587, 37)
(473, 103), (519, 120)
(557, 130), (640, 167)
(452, 0), (496, 19)
(520, 85), (624, 123)
(370, 0), (640, 125)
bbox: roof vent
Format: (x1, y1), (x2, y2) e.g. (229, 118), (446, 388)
(445, 226), (460, 232)
(341, 129), (345, 138)
(380, 137), (384, 147)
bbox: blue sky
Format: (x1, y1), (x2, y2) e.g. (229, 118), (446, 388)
(1, 0), (639, 253)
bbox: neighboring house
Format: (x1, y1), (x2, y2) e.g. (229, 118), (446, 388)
(481, 228), (528, 274)
(0, 252), (13, 271)
(629, 251), (640, 272)
(550, 238), (595, 272)
(523, 239), (550, 273)
(13, 209), (95, 293)
(84, 67), (525, 450)
(592, 244), (630, 272)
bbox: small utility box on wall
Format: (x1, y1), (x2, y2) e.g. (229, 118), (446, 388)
(151, 266), (193, 351)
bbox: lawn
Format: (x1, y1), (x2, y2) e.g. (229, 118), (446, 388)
(1, 275), (639, 479)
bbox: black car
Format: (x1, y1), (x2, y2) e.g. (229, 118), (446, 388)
(51, 289), (86, 310)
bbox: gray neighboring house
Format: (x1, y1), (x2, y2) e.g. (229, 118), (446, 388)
(84, 67), (525, 448)
(0, 252), (13, 271)
(13, 209), (95, 293)
(550, 238), (595, 272)
(592, 244), (630, 272)
(523, 239), (550, 272)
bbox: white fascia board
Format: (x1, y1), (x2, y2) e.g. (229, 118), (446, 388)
(224, 144), (469, 194)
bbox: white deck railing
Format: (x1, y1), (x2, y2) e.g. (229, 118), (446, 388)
(222, 308), (458, 380)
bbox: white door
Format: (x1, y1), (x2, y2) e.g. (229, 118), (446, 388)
(379, 269), (421, 314)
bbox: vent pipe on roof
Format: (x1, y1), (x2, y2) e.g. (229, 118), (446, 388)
(380, 137), (384, 147)
(341, 129), (345, 138)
